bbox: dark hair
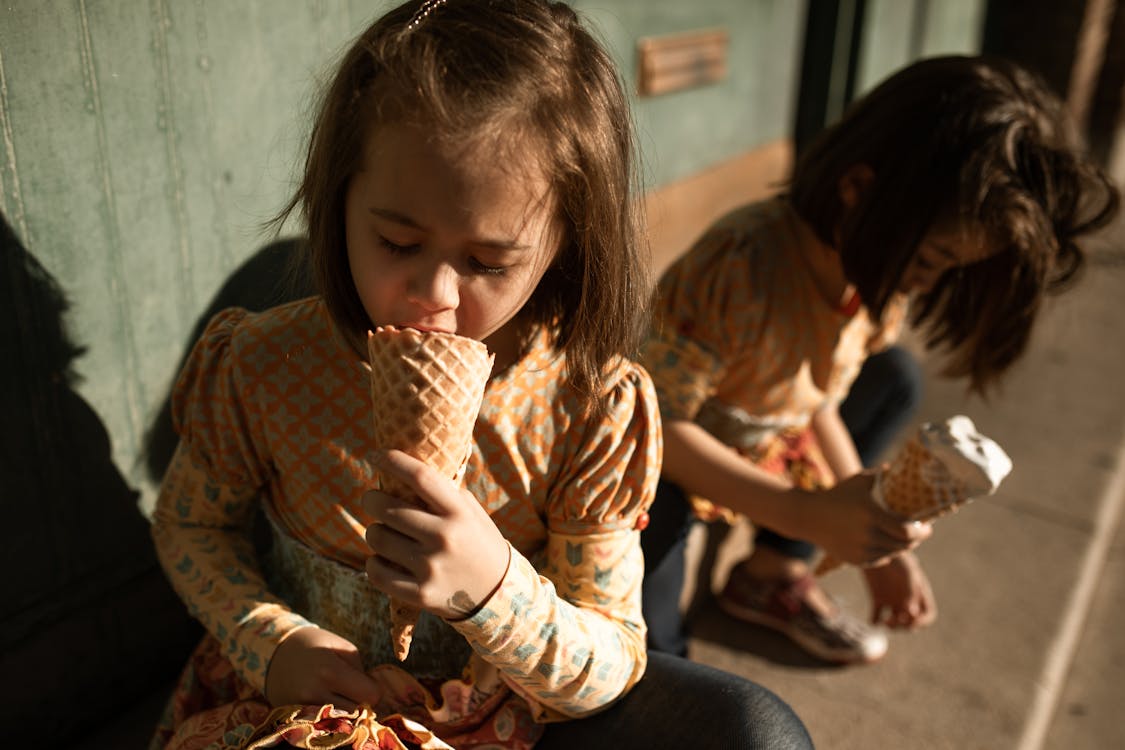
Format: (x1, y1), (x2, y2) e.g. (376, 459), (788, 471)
(273, 0), (647, 412)
(790, 55), (1119, 392)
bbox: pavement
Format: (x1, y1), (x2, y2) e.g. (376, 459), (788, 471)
(678, 216), (1125, 749)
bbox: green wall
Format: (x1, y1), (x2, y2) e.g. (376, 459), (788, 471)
(1, 1), (984, 508)
(857, 0), (985, 95)
(3, 2), (371, 506)
(0, 1), (807, 507)
(590, 0), (806, 188)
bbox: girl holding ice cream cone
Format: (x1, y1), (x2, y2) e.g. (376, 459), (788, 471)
(149, 2), (812, 749)
(640, 55), (1119, 664)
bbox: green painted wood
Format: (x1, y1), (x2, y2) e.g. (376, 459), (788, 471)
(1, 1), (379, 501)
(579, 0), (806, 189)
(919, 0), (985, 59)
(857, 0), (984, 96)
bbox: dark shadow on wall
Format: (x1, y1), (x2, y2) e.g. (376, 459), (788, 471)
(142, 237), (314, 485)
(0, 211), (201, 741)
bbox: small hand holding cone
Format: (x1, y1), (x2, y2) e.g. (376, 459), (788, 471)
(366, 326), (493, 660)
(816, 415), (1012, 575)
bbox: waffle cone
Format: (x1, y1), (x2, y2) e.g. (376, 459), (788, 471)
(367, 326), (493, 660)
(877, 437), (967, 521)
(816, 433), (981, 575)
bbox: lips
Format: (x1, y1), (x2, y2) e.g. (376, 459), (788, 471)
(395, 323), (454, 335)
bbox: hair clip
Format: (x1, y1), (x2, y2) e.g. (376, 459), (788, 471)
(406, 0), (449, 31)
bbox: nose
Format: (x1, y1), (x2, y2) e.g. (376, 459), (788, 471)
(407, 257), (459, 313)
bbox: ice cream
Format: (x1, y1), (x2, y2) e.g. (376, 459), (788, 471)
(816, 415), (1012, 574)
(367, 326), (493, 660)
(876, 415), (1012, 521)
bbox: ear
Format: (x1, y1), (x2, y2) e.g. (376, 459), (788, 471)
(838, 163), (875, 209)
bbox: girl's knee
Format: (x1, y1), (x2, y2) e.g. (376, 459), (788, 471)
(736, 682), (816, 749)
(644, 653), (815, 748)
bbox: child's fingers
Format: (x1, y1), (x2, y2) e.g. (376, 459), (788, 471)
(887, 603), (934, 630)
(327, 669), (385, 710)
(266, 628), (384, 708)
(365, 554), (423, 603)
(865, 525), (926, 561)
(874, 514), (932, 544)
(362, 489), (441, 538)
(329, 694), (358, 712)
(371, 449), (464, 516)
(364, 522), (424, 573)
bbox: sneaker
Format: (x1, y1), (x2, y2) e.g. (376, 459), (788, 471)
(717, 568), (888, 664)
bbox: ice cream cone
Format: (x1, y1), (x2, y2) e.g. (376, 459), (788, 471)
(876, 438), (958, 521)
(367, 326), (494, 660)
(816, 415), (1011, 574)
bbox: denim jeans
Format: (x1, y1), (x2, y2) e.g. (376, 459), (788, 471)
(537, 651), (815, 749)
(641, 346), (923, 655)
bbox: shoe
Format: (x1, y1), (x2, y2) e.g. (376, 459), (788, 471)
(717, 568), (888, 664)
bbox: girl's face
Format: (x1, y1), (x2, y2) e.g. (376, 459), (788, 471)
(345, 122), (560, 358)
(898, 222), (998, 294)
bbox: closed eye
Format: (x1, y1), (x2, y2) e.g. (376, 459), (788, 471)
(469, 257), (508, 276)
(379, 236), (420, 255)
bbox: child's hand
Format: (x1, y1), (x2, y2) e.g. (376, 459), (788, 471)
(363, 449), (510, 621)
(264, 626), (384, 709)
(863, 551), (937, 629)
(800, 470), (932, 566)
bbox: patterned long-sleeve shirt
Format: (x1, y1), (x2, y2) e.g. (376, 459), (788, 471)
(641, 197), (906, 433)
(150, 297), (660, 739)
(638, 198), (906, 519)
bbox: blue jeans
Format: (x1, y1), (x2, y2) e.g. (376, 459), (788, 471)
(537, 651), (814, 749)
(641, 346), (923, 655)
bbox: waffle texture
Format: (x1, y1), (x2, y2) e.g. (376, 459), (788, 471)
(367, 326), (494, 659)
(877, 438), (965, 521)
(817, 415), (1011, 574)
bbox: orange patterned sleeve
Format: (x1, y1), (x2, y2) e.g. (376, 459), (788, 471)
(641, 225), (766, 422)
(151, 308), (313, 693)
(448, 361), (660, 720)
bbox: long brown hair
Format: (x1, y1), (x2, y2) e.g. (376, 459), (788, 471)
(273, 0), (647, 413)
(790, 55), (1119, 392)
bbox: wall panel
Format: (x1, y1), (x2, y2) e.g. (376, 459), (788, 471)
(857, 0), (984, 95)
(0, 0), (810, 505)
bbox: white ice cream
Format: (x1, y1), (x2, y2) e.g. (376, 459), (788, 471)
(918, 415), (1012, 497)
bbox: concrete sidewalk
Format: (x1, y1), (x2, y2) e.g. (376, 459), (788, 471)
(682, 225), (1125, 749)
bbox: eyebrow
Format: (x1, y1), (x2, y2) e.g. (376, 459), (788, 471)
(367, 207), (533, 251)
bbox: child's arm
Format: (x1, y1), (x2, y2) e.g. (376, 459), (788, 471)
(465, 365), (655, 721)
(661, 417), (792, 503)
(152, 443), (384, 707)
(863, 550), (937, 628)
(809, 404), (863, 482)
(810, 405), (937, 627)
(151, 308), (383, 707)
(368, 463), (647, 720)
(150, 442), (317, 692)
(663, 416), (925, 565)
